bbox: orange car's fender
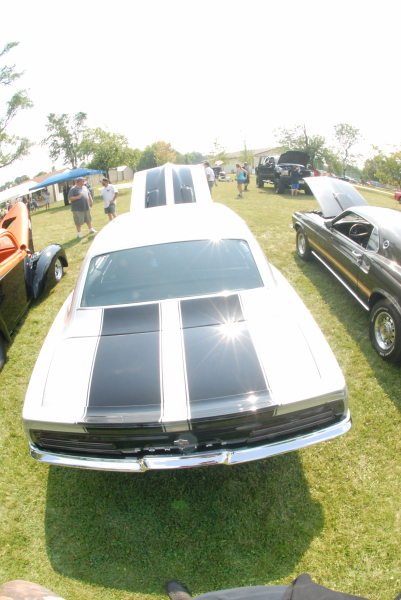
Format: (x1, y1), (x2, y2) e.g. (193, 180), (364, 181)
(0, 202), (30, 249)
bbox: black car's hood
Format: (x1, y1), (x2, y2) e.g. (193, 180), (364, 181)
(278, 151), (310, 166)
(305, 176), (369, 218)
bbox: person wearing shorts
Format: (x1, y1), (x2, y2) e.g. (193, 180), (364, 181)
(68, 177), (97, 239)
(291, 166), (300, 196)
(100, 177), (118, 221)
(43, 189), (51, 210)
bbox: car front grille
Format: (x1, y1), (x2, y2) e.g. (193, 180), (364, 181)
(31, 400), (345, 459)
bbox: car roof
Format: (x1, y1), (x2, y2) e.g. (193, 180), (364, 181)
(86, 203), (251, 258)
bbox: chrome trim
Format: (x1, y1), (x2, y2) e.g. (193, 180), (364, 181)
(311, 251), (370, 311)
(28, 410), (351, 472)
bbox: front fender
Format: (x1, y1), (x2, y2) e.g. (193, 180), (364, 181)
(32, 244), (68, 299)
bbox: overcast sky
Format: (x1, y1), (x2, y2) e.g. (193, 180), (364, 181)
(1, 0), (399, 184)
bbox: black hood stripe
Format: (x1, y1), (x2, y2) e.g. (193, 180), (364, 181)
(102, 304), (160, 336)
(145, 167), (166, 208)
(180, 295), (244, 329)
(87, 331), (161, 415)
(172, 165), (196, 204)
(183, 322), (268, 408)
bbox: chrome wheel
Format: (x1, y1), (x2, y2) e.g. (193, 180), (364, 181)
(54, 258), (63, 281)
(297, 233), (306, 256)
(374, 310), (395, 351)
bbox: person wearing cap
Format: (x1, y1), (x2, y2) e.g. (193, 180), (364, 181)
(68, 177), (97, 239)
(100, 177), (118, 221)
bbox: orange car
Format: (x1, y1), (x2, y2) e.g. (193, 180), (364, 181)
(0, 202), (68, 371)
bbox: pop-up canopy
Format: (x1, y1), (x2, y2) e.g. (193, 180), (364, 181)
(29, 168), (106, 190)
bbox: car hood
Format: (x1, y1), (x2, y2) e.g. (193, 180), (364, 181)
(305, 176), (369, 218)
(278, 151), (310, 166)
(24, 287), (346, 426)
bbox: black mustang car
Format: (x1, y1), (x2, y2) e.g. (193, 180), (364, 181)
(292, 176), (401, 362)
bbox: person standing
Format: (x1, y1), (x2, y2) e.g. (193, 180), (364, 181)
(291, 166), (300, 196)
(203, 162), (217, 196)
(243, 162), (251, 191)
(62, 186), (70, 206)
(100, 177), (118, 221)
(235, 163), (246, 198)
(68, 177), (97, 238)
(43, 188), (51, 210)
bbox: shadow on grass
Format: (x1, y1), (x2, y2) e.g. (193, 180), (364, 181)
(45, 453), (323, 595)
(294, 253), (401, 408)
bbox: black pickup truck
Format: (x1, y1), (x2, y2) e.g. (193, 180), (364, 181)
(255, 150), (314, 194)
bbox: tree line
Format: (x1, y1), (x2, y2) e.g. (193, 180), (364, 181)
(1, 41), (400, 190)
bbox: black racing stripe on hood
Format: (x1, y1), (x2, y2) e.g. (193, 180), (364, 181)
(102, 304), (160, 336)
(172, 166), (196, 204)
(180, 295), (244, 328)
(145, 167), (166, 208)
(183, 322), (267, 403)
(88, 332), (161, 410)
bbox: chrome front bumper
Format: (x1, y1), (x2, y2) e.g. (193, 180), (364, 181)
(28, 410), (351, 472)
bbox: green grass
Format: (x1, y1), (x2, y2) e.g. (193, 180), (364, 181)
(1, 182), (401, 600)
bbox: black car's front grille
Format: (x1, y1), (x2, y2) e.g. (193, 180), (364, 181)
(31, 400), (345, 459)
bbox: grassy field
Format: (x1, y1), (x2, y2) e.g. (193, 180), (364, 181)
(0, 180), (400, 600)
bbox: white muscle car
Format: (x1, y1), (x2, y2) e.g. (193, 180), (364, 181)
(23, 163), (351, 472)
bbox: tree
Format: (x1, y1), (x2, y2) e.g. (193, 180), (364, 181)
(0, 42), (33, 170)
(333, 123), (362, 178)
(208, 138), (228, 165)
(153, 141), (176, 166)
(274, 124), (328, 168)
(14, 174), (29, 184)
(42, 112), (87, 168)
(80, 128), (140, 176)
(137, 144), (158, 171)
(34, 170), (46, 177)
(366, 149), (401, 186)
(240, 139), (254, 168)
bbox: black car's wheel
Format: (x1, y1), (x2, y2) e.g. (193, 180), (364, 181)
(369, 299), (401, 362)
(296, 229), (312, 261)
(54, 258), (64, 282)
(275, 179), (285, 194)
(257, 177), (264, 188)
(0, 334), (6, 372)
(304, 187), (313, 195)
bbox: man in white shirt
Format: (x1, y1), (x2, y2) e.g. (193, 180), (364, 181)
(203, 162), (217, 196)
(100, 177), (119, 221)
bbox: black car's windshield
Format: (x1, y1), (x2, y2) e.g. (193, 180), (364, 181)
(81, 239), (264, 307)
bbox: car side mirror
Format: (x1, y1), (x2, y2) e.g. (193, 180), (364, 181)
(325, 219), (334, 229)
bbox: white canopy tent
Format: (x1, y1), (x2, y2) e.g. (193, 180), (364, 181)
(0, 180), (45, 206)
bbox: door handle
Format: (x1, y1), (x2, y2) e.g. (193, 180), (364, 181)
(352, 251), (362, 260)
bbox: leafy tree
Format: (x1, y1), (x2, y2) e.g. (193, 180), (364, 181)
(240, 139), (254, 168)
(174, 151), (194, 165)
(14, 174), (29, 184)
(137, 144), (158, 171)
(80, 128), (140, 176)
(370, 150), (401, 186)
(34, 170), (46, 177)
(333, 123), (362, 177)
(208, 138), (228, 165)
(274, 124), (328, 168)
(42, 112), (87, 168)
(322, 148), (342, 175)
(190, 151), (206, 164)
(154, 141), (176, 166)
(0, 42), (33, 170)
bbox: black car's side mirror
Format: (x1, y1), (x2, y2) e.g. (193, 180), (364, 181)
(325, 219), (334, 229)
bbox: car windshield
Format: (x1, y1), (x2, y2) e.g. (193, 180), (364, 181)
(81, 239), (264, 307)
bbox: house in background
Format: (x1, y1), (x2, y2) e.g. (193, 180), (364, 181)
(32, 168), (71, 204)
(108, 166), (134, 183)
(224, 147), (285, 173)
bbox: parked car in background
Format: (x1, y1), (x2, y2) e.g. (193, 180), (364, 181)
(0, 202), (68, 371)
(255, 151), (314, 194)
(394, 191), (401, 203)
(23, 164), (350, 473)
(292, 176), (401, 362)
